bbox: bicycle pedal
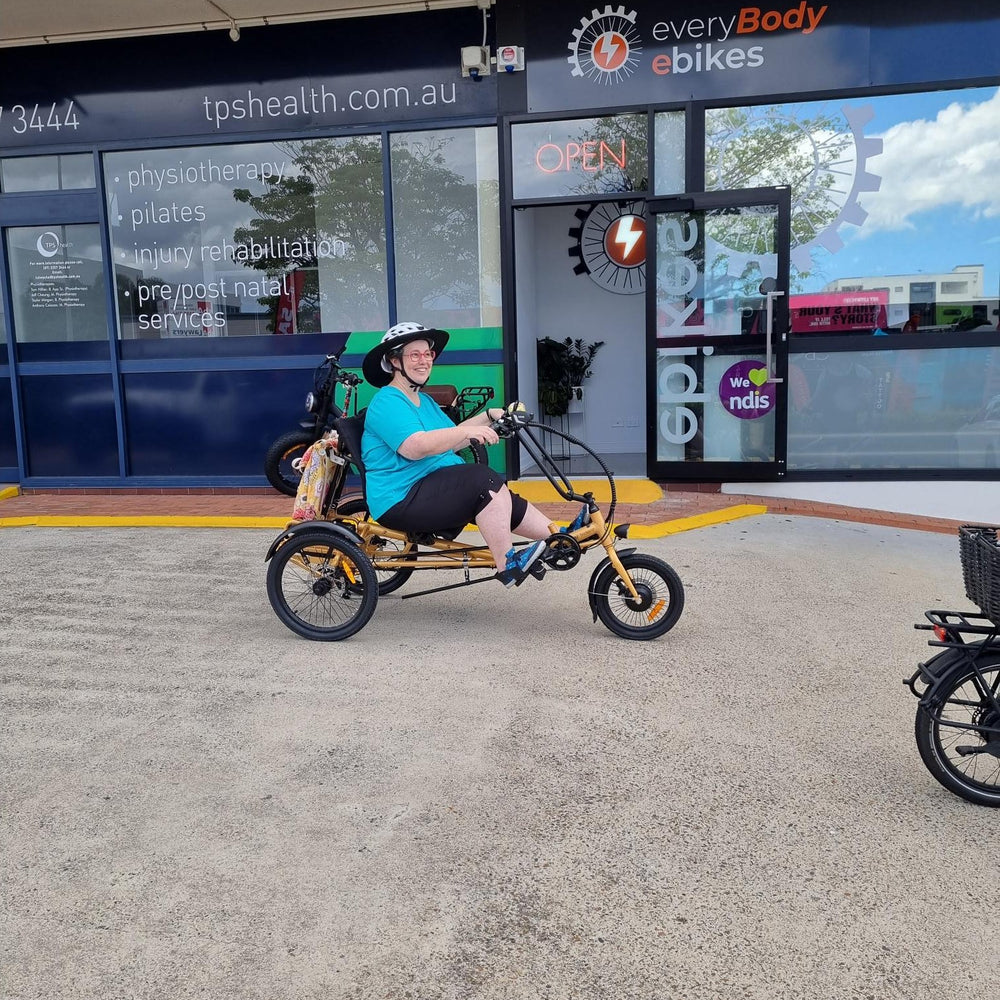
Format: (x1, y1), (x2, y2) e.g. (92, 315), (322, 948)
(529, 561), (547, 580)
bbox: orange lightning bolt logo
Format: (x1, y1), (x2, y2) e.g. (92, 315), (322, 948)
(606, 215), (646, 267)
(568, 8), (642, 84)
(593, 31), (628, 72)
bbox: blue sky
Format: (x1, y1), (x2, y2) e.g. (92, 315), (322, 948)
(798, 86), (1000, 300)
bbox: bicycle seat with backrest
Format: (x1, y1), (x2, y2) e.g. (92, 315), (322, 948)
(333, 413), (368, 499)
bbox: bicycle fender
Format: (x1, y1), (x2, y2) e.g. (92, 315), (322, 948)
(264, 520), (362, 561)
(911, 644), (992, 708)
(587, 547), (637, 620)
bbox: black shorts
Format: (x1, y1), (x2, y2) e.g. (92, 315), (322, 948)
(379, 463), (528, 535)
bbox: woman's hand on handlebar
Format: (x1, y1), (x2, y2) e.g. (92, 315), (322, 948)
(468, 424), (500, 446)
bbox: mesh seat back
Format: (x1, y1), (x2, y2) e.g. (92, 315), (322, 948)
(334, 413), (368, 496)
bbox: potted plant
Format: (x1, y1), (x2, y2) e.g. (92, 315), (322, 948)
(536, 336), (605, 417)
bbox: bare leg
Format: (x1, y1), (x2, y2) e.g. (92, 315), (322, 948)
(475, 488), (514, 565)
(513, 502), (559, 540)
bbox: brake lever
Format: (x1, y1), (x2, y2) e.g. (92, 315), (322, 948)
(490, 409), (533, 438)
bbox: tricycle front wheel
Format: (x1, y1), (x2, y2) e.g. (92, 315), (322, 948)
(591, 553), (684, 640)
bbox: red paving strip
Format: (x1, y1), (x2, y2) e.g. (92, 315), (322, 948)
(0, 486), (977, 534)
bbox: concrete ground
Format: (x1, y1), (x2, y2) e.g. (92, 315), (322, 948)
(1, 515), (996, 999)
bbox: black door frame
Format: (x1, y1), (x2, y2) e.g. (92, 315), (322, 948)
(645, 186), (791, 482)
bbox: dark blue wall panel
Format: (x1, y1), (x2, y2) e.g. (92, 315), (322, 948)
(0, 376), (17, 471)
(120, 331), (349, 362)
(20, 374), (119, 477)
(124, 367), (317, 477)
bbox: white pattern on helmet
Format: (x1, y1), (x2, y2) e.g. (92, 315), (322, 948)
(380, 321), (431, 373)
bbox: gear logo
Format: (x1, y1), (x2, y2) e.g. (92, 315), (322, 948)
(569, 201), (646, 295)
(568, 6), (643, 84)
(705, 103), (883, 277)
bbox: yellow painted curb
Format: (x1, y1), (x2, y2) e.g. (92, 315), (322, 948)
(0, 485), (20, 501)
(0, 515), (288, 529)
(509, 478), (663, 504)
(623, 504), (768, 538)
(0, 503), (767, 537)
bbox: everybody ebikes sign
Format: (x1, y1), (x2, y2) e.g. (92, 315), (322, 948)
(528, 1), (869, 108)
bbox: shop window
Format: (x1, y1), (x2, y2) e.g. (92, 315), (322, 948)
(0, 154), (95, 192)
(788, 345), (1000, 470)
(653, 112), (685, 195)
(103, 136), (388, 349)
(4, 224), (110, 361)
(706, 86), (1000, 337)
(510, 114), (647, 200)
(390, 127), (501, 328)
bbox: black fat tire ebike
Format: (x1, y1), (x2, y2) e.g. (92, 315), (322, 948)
(905, 526), (1000, 807)
(265, 407), (685, 643)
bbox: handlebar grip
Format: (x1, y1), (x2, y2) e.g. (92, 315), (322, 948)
(490, 408), (533, 437)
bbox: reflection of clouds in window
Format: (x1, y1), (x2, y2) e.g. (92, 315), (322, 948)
(856, 87), (1000, 235)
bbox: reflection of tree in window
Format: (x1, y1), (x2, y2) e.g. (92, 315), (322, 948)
(390, 132), (499, 323)
(706, 106), (857, 282)
(569, 114), (648, 195)
(231, 137), (387, 333)
(229, 132), (498, 333)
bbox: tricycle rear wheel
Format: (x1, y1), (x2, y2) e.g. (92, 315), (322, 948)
(592, 552), (684, 640)
(267, 529), (378, 641)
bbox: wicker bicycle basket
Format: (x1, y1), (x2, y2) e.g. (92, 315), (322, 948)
(959, 525), (1000, 622)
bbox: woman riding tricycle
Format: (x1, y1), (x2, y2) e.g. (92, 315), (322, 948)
(265, 322), (685, 641)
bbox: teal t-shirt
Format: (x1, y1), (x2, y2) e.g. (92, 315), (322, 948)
(361, 386), (464, 520)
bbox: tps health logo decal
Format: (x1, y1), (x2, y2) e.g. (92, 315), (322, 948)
(719, 361), (774, 420)
(568, 6), (643, 83)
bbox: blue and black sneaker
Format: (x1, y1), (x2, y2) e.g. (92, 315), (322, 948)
(497, 539), (548, 588)
(562, 504), (591, 533)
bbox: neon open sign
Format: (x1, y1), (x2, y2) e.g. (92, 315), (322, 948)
(510, 114), (646, 199)
(534, 139), (627, 173)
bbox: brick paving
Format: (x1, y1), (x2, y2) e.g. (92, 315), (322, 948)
(0, 483), (974, 534)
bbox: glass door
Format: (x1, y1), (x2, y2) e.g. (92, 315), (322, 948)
(646, 188), (790, 481)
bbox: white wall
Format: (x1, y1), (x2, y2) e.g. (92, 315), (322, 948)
(724, 480), (1000, 524)
(513, 204), (645, 454)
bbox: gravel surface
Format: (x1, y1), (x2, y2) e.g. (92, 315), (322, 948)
(1, 516), (995, 999)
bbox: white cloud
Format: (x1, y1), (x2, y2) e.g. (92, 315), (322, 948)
(856, 88), (1000, 235)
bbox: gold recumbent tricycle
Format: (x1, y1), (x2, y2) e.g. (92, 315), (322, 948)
(264, 406), (685, 641)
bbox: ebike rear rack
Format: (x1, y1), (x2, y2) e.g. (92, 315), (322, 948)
(904, 608), (1000, 713)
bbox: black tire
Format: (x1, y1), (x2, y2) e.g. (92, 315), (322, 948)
(457, 440), (488, 465)
(914, 650), (1000, 807)
(336, 498), (415, 596)
(264, 429), (315, 496)
(266, 529), (378, 641)
(592, 553), (684, 640)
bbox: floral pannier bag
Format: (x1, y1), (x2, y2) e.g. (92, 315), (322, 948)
(290, 432), (342, 522)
